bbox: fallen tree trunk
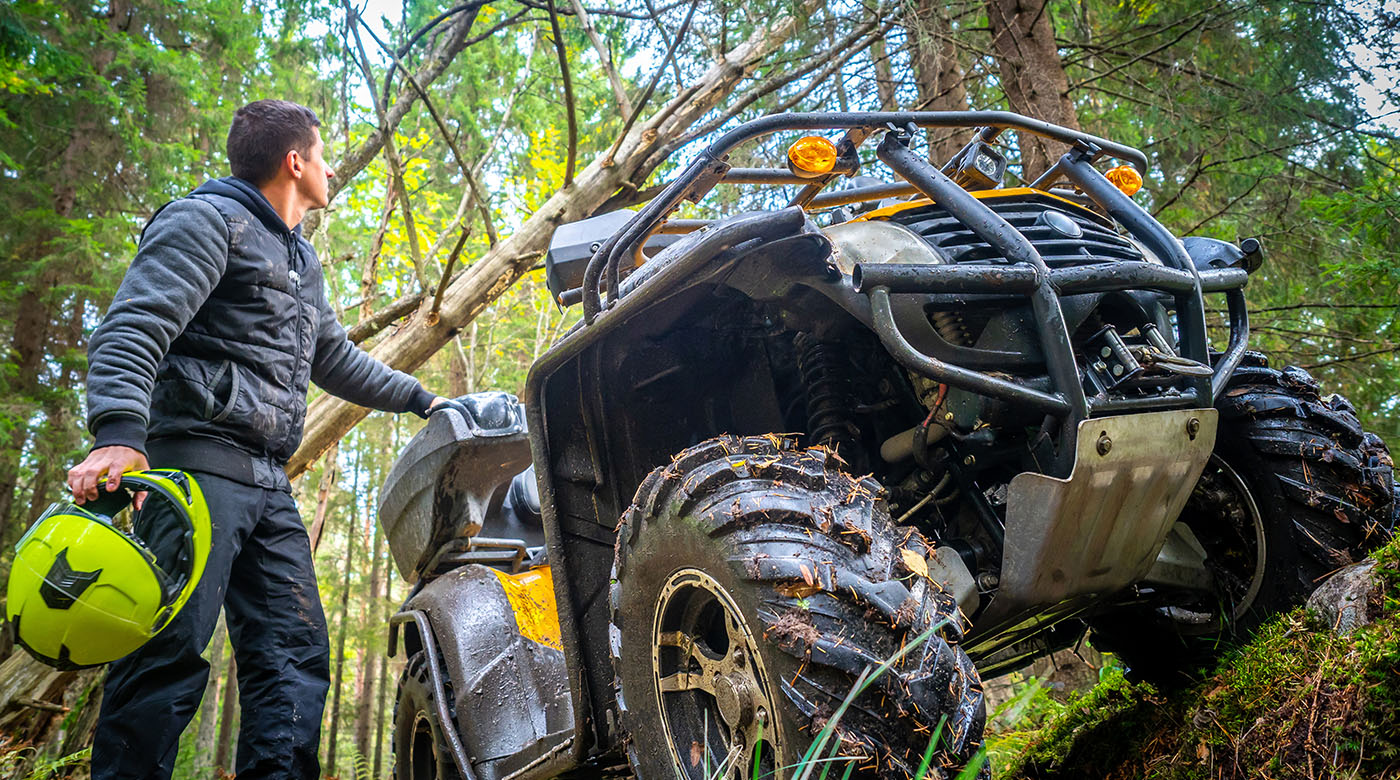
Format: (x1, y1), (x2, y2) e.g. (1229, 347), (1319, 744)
(287, 7), (816, 479)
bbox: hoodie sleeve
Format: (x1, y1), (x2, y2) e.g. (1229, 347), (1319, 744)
(309, 261), (435, 417)
(86, 198), (231, 453)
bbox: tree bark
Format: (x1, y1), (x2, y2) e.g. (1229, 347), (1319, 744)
(0, 267), (58, 540)
(871, 37), (896, 110)
(352, 520), (384, 758)
(308, 442), (339, 553)
(286, 9), (813, 479)
(214, 655), (238, 773)
(985, 0), (1080, 179)
(908, 0), (970, 163)
(324, 457), (360, 776)
(194, 614), (227, 771)
(370, 569), (392, 779)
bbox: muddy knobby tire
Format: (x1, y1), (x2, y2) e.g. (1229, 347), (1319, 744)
(392, 651), (462, 780)
(1093, 352), (1395, 679)
(1217, 354), (1395, 586)
(609, 435), (985, 780)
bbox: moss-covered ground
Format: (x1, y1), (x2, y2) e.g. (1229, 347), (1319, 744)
(986, 544), (1400, 779)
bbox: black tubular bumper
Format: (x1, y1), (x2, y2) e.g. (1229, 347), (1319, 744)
(581, 111), (1250, 434)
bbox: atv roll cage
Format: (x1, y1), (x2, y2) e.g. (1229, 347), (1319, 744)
(577, 111), (1251, 439)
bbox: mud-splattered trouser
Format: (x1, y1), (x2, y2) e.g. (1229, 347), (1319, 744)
(92, 454), (330, 780)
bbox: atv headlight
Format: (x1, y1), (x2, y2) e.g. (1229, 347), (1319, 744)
(1106, 165), (1143, 197)
(787, 136), (839, 178)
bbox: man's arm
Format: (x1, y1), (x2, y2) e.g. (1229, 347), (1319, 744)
(71, 198), (230, 502)
(310, 281), (437, 416)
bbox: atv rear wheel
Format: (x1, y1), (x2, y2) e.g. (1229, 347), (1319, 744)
(1091, 354), (1395, 681)
(392, 651), (461, 780)
(610, 436), (986, 780)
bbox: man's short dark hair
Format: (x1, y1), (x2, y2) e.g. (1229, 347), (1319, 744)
(227, 100), (321, 185)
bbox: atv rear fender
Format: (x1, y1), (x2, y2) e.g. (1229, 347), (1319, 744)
(390, 564), (576, 780)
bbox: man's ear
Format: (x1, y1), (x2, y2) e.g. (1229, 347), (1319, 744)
(286, 148), (304, 179)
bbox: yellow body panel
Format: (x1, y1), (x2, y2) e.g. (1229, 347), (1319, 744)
(490, 566), (563, 651)
(853, 186), (1095, 222)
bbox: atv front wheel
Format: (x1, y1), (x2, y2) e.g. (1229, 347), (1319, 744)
(392, 651), (461, 780)
(1092, 354), (1395, 680)
(610, 436), (985, 780)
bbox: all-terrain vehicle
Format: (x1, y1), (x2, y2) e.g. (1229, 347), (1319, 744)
(377, 112), (1396, 780)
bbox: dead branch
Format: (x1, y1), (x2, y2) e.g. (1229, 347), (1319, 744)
(347, 291), (425, 344)
(668, 9), (888, 150)
(515, 0), (693, 21)
(1301, 346), (1400, 370)
(429, 230), (473, 325)
(288, 4), (817, 478)
(347, 9), (430, 290)
(359, 177), (398, 324)
(321, 2), (482, 208)
(570, 0), (633, 114)
(356, 14), (499, 246)
(545, 0), (579, 185)
(602, 0), (702, 166)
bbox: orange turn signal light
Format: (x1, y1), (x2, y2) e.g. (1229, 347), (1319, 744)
(1105, 165), (1143, 197)
(787, 136), (838, 177)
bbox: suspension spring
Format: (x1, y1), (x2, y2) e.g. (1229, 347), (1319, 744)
(931, 310), (971, 346)
(795, 333), (862, 462)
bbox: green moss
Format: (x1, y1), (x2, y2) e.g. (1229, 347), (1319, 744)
(991, 540), (1400, 779)
(994, 668), (1181, 779)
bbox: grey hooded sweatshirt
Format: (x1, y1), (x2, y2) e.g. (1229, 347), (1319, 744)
(86, 177), (433, 475)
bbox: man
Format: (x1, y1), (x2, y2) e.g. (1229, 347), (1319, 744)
(66, 99), (443, 779)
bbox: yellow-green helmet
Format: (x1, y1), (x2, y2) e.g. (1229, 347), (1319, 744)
(5, 470), (210, 669)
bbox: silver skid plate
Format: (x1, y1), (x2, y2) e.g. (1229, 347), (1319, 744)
(986, 409), (1218, 628)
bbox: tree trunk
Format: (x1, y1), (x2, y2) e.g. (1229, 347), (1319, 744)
(985, 0), (1080, 179)
(371, 570), (392, 779)
(324, 458), (361, 776)
(0, 268), (58, 540)
(214, 655), (238, 773)
(353, 520), (384, 758)
(195, 614), (227, 771)
(58, 670), (104, 759)
(286, 10), (813, 479)
(908, 0), (970, 164)
(871, 38), (896, 110)
(308, 442), (339, 553)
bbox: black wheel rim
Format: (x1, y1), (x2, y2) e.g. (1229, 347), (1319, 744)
(1170, 454), (1267, 631)
(652, 568), (782, 779)
(411, 712), (438, 779)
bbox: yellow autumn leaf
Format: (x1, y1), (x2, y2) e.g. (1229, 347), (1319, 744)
(901, 548), (929, 579)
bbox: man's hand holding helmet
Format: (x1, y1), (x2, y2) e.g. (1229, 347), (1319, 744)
(68, 445), (150, 509)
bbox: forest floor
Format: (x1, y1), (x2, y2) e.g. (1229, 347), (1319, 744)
(984, 542), (1400, 780)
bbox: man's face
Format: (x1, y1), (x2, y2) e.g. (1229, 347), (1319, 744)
(295, 128), (335, 209)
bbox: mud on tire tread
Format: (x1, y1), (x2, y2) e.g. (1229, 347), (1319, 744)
(1218, 353), (1395, 580)
(609, 435), (985, 779)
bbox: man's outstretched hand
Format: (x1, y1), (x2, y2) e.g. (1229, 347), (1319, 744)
(68, 446), (150, 508)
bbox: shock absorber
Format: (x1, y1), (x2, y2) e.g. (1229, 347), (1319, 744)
(795, 333), (864, 467)
(931, 310), (971, 346)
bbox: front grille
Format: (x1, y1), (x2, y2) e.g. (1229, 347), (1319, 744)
(889, 194), (1144, 267)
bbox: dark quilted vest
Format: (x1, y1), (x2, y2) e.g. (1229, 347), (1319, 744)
(146, 178), (323, 462)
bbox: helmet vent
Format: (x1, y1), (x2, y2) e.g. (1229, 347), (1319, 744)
(39, 549), (103, 610)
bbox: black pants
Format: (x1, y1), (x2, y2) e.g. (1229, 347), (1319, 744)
(92, 469), (330, 780)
